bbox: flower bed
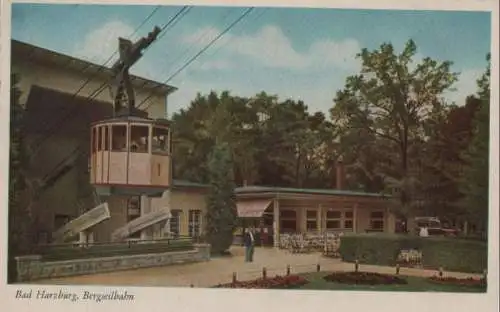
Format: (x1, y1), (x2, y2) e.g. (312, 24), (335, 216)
(323, 271), (408, 285)
(428, 276), (487, 288)
(214, 275), (309, 289)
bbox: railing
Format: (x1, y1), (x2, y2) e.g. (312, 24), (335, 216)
(32, 236), (195, 261)
(278, 231), (346, 257)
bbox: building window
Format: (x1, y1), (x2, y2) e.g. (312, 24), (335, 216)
(152, 127), (169, 154)
(344, 220), (353, 229)
(170, 210), (181, 237)
(127, 196), (141, 238)
(54, 214), (71, 230)
(111, 125), (128, 151)
(344, 211), (353, 229)
(326, 209), (353, 230)
(91, 127), (97, 153)
(306, 210), (317, 231)
(188, 210), (201, 238)
(280, 209), (297, 233)
(103, 126), (110, 151)
(326, 210), (341, 230)
(97, 127), (103, 151)
(130, 125), (149, 153)
(370, 211), (385, 231)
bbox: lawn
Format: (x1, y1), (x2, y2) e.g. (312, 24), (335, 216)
(296, 272), (487, 293)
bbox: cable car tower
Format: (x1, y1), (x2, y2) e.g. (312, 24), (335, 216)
(88, 26), (173, 241)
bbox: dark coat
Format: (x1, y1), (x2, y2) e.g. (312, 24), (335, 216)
(243, 232), (254, 247)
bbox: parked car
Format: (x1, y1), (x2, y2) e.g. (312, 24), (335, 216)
(414, 217), (460, 237)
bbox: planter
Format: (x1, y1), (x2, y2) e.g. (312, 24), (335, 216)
(215, 275), (309, 289)
(324, 271), (408, 285)
(428, 276), (486, 288)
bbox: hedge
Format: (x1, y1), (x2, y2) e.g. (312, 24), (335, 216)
(37, 239), (194, 262)
(339, 234), (487, 274)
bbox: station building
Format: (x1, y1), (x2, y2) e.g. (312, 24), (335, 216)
(11, 39), (393, 247)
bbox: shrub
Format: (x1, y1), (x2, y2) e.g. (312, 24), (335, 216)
(324, 271), (407, 285)
(339, 234), (487, 273)
(38, 239), (194, 261)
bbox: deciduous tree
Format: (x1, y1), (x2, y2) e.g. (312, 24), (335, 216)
(459, 54), (491, 235)
(331, 40), (458, 224)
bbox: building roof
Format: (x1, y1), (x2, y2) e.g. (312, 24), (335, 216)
(91, 115), (171, 127)
(171, 180), (386, 198)
(235, 185), (386, 198)
(11, 39), (177, 96)
(172, 180), (211, 189)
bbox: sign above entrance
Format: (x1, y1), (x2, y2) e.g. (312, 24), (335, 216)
(237, 200), (272, 218)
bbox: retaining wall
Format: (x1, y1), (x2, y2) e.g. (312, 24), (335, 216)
(15, 244), (210, 282)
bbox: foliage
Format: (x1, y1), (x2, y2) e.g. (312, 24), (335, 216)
(8, 73), (35, 282)
(428, 276), (486, 288)
(204, 142), (238, 254)
(169, 39), (488, 233)
(214, 275), (309, 289)
(331, 39), (459, 219)
(459, 54), (491, 234)
(323, 271), (408, 285)
(418, 96), (480, 220)
(37, 239), (194, 261)
(339, 234), (487, 273)
(171, 91), (338, 188)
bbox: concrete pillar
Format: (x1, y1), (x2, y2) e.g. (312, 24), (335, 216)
(273, 198), (280, 248)
(88, 231), (94, 244)
(386, 208), (396, 234)
(299, 208), (307, 233)
(79, 231), (88, 246)
(353, 204), (358, 233)
(317, 205), (322, 233)
(160, 190), (172, 238)
(164, 219), (171, 237)
(140, 194), (152, 240)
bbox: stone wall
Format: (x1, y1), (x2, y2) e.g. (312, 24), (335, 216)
(15, 244), (210, 282)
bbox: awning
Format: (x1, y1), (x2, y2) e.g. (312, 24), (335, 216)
(237, 200), (272, 218)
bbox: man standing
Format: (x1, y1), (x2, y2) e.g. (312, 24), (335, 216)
(244, 227), (255, 262)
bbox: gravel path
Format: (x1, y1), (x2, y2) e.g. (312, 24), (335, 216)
(33, 246), (482, 288)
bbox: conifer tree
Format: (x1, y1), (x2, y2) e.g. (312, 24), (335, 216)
(204, 142), (237, 254)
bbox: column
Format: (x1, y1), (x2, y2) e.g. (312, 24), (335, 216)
(386, 207), (396, 234)
(88, 231), (95, 244)
(163, 219), (171, 238)
(79, 231), (88, 246)
(161, 190), (172, 238)
(316, 205), (321, 233)
(273, 198), (280, 248)
(300, 208), (307, 233)
(140, 194), (152, 240)
(353, 204), (358, 233)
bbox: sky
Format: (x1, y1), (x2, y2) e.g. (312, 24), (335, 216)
(11, 4), (492, 117)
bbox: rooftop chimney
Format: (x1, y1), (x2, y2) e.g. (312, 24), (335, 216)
(336, 158), (344, 190)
